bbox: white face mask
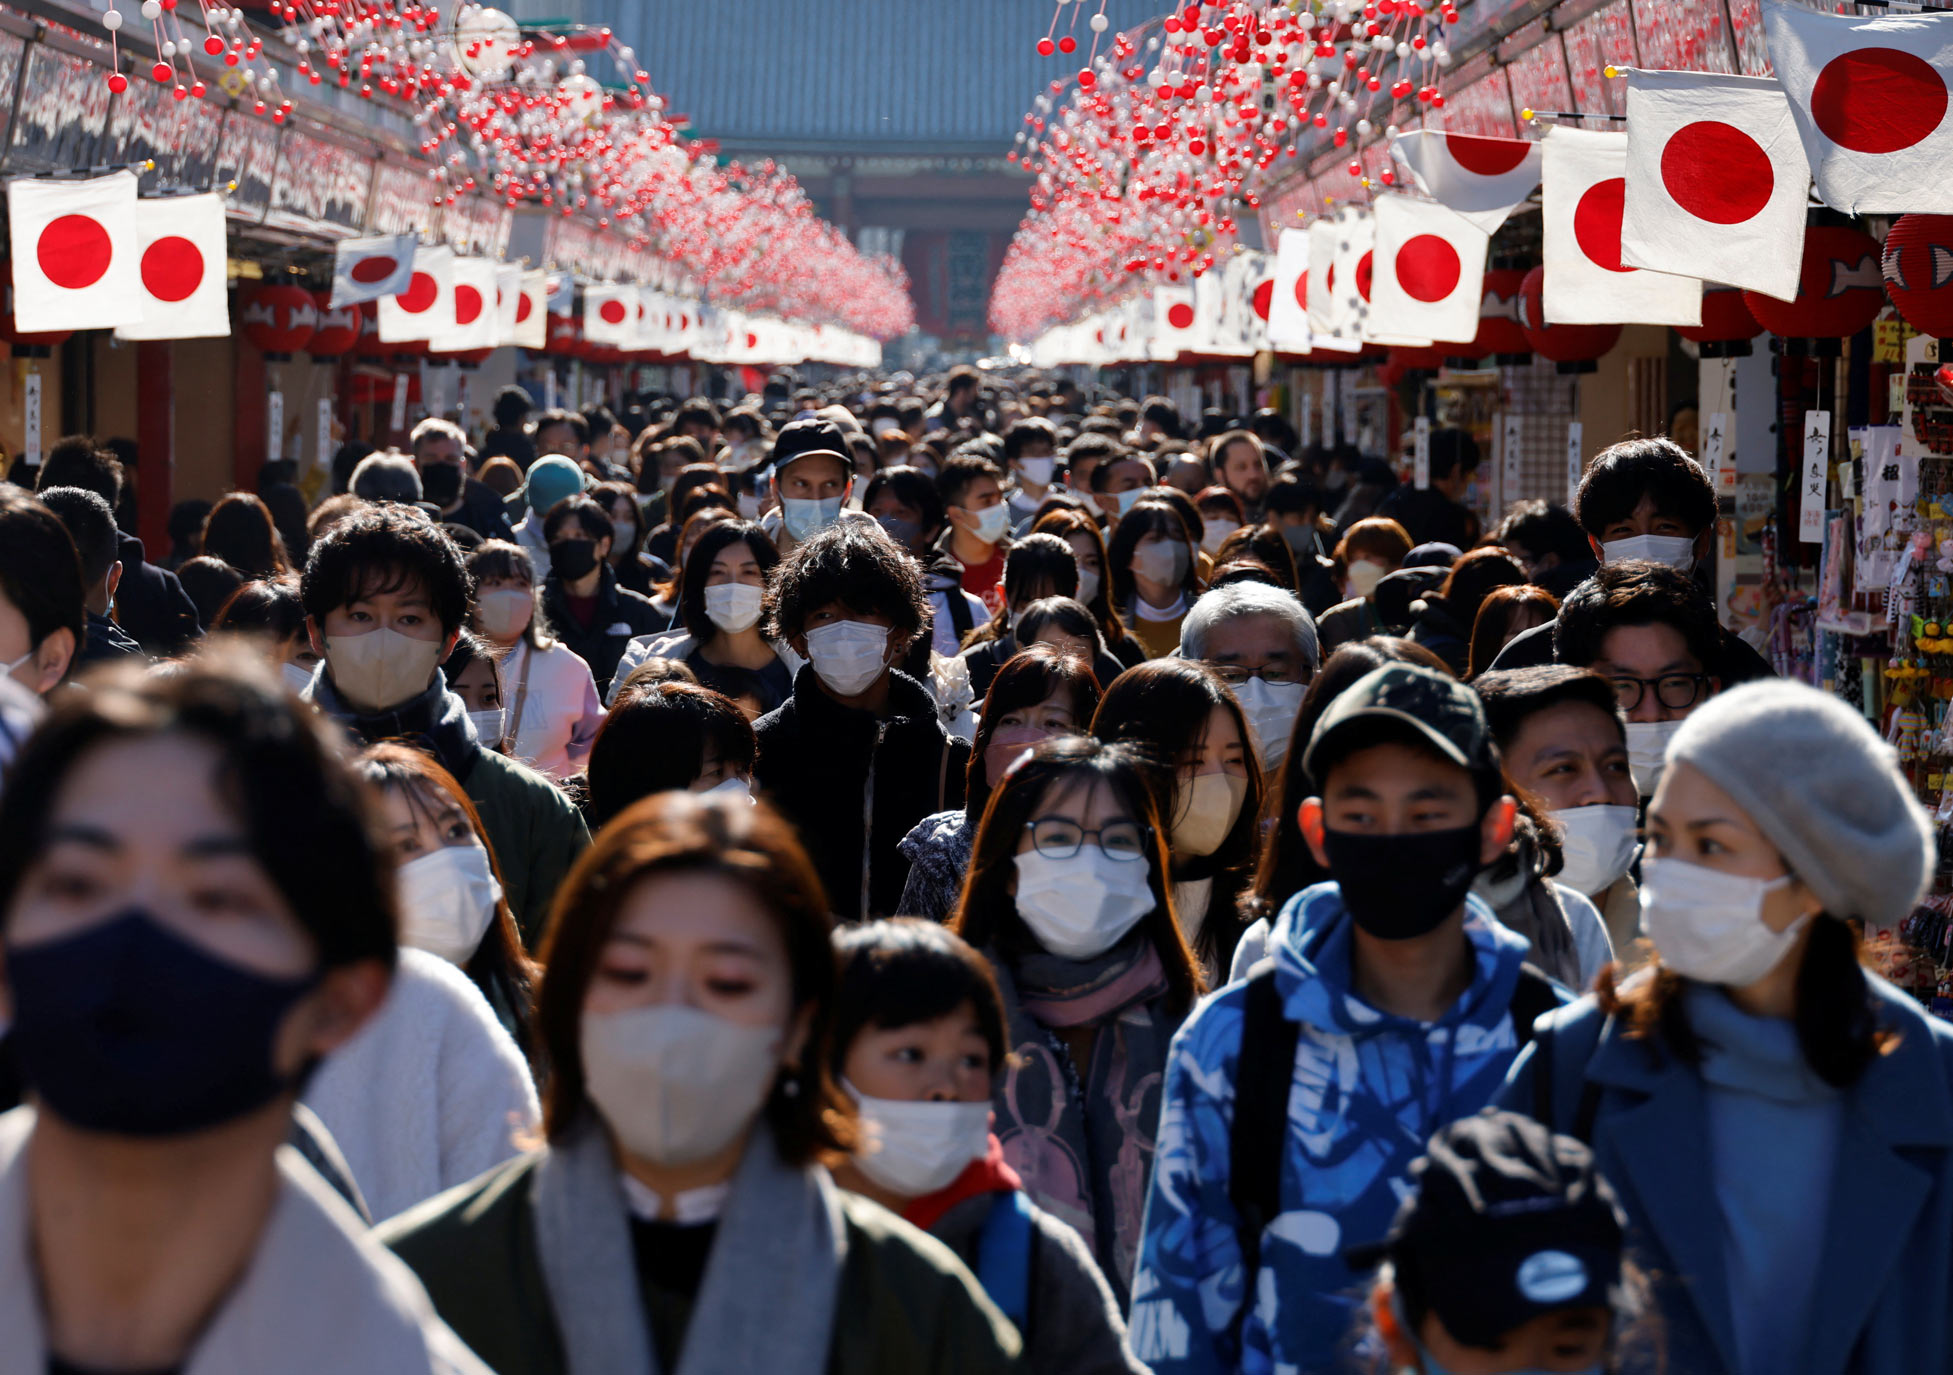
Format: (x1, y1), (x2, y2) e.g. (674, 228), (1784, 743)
(805, 619), (892, 698)
(1111, 486), (1149, 518)
(1602, 533), (1697, 572)
(1016, 456), (1055, 489)
(469, 705), (506, 749)
(1624, 719), (1686, 797)
(1013, 847), (1156, 960)
(1201, 518), (1237, 555)
(704, 582), (764, 634)
(1549, 805), (1641, 896)
(781, 495), (845, 542)
(847, 1086), (991, 1197)
(1345, 559), (1388, 599)
(1075, 568), (1102, 605)
(963, 503), (1011, 546)
(1172, 771), (1248, 857)
(281, 661), (316, 696)
(581, 1005), (783, 1167)
(397, 843), (504, 966)
(1133, 539), (1190, 587)
(701, 772), (755, 804)
(737, 493), (766, 521)
(476, 588), (534, 640)
(611, 521), (638, 553)
(1640, 855), (1809, 987)
(325, 627), (445, 713)
(1233, 675), (1308, 769)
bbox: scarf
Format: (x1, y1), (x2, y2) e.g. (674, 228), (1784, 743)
(903, 1134), (1023, 1232)
(531, 1115), (845, 1375)
(990, 936), (1180, 1305)
(1473, 834), (1581, 987)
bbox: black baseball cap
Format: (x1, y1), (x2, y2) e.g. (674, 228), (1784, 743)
(768, 418), (852, 479)
(1302, 661), (1498, 782)
(1348, 1110), (1627, 1349)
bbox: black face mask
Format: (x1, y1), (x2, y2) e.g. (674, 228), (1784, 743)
(420, 461), (464, 507)
(549, 537), (599, 581)
(6, 909), (318, 1136)
(1322, 823), (1484, 940)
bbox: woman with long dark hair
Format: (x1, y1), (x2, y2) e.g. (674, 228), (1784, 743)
(467, 540), (603, 781)
(1031, 508), (1147, 667)
(1105, 499), (1203, 659)
(199, 491), (291, 578)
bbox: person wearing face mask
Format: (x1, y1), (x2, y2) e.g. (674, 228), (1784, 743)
(1407, 549), (1527, 678)
(37, 487), (144, 669)
(207, 574), (324, 696)
(831, 919), (1147, 1375)
(753, 523), (971, 921)
(1193, 486), (1247, 559)
(863, 465), (995, 660)
(897, 647), (1102, 923)
(441, 631), (510, 749)
(1263, 472), (1344, 615)
(1004, 418), (1061, 533)
(762, 419), (878, 557)
(1316, 516), (1416, 653)
(1182, 581), (1322, 773)
(1089, 452), (1158, 527)
(1108, 499), (1202, 659)
(1356, 1109), (1643, 1375)
(949, 737), (1203, 1304)
(1502, 679), (1953, 1375)
(299, 744), (540, 1222)
(0, 656), (491, 1374)
(465, 541), (604, 781)
(936, 452), (1015, 614)
(380, 792), (1023, 1375)
(1478, 666), (1646, 962)
(1031, 507), (1150, 668)
(954, 535), (1082, 701)
(505, 454), (588, 584)
(301, 508), (590, 945)
(1131, 663), (1569, 1375)
(589, 478), (657, 597)
(412, 417), (514, 543)
(584, 681), (758, 829)
(539, 493), (665, 700)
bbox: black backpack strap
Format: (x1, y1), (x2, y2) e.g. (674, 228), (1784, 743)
(947, 584), (974, 642)
(1227, 961), (1301, 1289)
(1508, 962), (1562, 1051)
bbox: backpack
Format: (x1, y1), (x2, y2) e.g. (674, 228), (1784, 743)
(1225, 958), (1563, 1282)
(974, 1190), (1037, 1331)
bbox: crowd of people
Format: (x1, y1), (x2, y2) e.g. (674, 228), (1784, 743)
(0, 365), (1949, 1375)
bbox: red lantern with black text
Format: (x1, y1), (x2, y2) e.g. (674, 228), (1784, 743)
(1882, 214), (1953, 339)
(1518, 267), (1621, 369)
(239, 284), (318, 354)
(1743, 225), (1883, 340)
(307, 294), (362, 358)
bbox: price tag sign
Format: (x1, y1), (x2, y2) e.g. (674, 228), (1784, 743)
(23, 371), (42, 467)
(1299, 388), (1314, 452)
(1565, 421), (1584, 507)
(1339, 370), (1358, 447)
(316, 399), (334, 471)
(1800, 410), (1830, 544)
(267, 390), (284, 463)
(389, 374), (408, 433)
(1413, 415), (1431, 489)
(1501, 414), (1523, 501)
(1702, 411), (1731, 495)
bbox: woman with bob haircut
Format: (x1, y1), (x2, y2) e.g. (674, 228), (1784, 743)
(0, 652), (485, 1372)
(950, 736), (1202, 1305)
(381, 791), (1022, 1375)
(1106, 499), (1203, 659)
(467, 539), (603, 782)
(584, 680), (758, 829)
(1030, 508), (1147, 668)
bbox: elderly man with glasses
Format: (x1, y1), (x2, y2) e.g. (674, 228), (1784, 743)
(1181, 581), (1322, 771)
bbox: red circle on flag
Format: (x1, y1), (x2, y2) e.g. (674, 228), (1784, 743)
(1661, 121), (1774, 224)
(140, 236), (202, 303)
(599, 299), (627, 325)
(1811, 47), (1947, 154)
(1573, 178), (1633, 273)
(1396, 234), (1462, 302)
(37, 214), (113, 291)
(1252, 279), (1273, 320)
(1167, 301), (1196, 329)
(1297, 269), (1310, 310)
(1446, 133), (1531, 177)
(1355, 250), (1374, 302)
(350, 254), (398, 284)
(516, 293), (534, 323)
(398, 272), (438, 313)
(745, 331), (759, 349)
(454, 285), (484, 325)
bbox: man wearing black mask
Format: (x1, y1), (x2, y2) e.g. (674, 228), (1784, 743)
(538, 493), (663, 698)
(411, 418), (513, 543)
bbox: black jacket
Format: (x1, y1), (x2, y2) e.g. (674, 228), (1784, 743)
(542, 566), (667, 698)
(445, 477), (516, 543)
(114, 532), (201, 653)
(78, 611), (145, 669)
(1406, 595), (1474, 676)
(480, 427), (536, 472)
(753, 667), (970, 922)
(959, 635), (1128, 703)
(1375, 485), (1478, 550)
(1487, 613), (1777, 685)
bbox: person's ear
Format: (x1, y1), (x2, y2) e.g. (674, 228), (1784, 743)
(1588, 535), (1606, 562)
(1299, 796), (1329, 868)
(1694, 524), (1717, 561)
(305, 616), (327, 660)
(22, 628), (74, 694)
(1480, 794), (1519, 867)
(106, 561), (124, 602)
(442, 628), (462, 662)
(788, 632), (809, 659)
(280, 959), (391, 1071)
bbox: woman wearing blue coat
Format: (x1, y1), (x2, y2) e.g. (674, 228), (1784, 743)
(1501, 680), (1953, 1375)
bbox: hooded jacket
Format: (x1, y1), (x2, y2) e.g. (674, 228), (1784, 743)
(1129, 883), (1554, 1375)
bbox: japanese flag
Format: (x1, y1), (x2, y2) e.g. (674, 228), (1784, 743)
(329, 232), (416, 308)
(376, 244), (454, 343)
(113, 192), (230, 341)
(1622, 69), (1810, 301)
(1266, 228), (1313, 352)
(508, 269), (547, 349)
(1762, 0), (1953, 213)
(1221, 251), (1268, 354)
(1151, 286), (1198, 361)
(1542, 127), (1702, 326)
(1390, 130), (1544, 234)
(1306, 218), (1341, 334)
(584, 284), (633, 345)
(1368, 194), (1489, 345)
(491, 263), (522, 345)
(636, 286), (668, 353)
(1325, 211), (1375, 342)
(7, 170), (140, 332)
(429, 257), (498, 353)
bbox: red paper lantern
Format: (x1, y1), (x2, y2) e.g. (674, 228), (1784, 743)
(1472, 267), (1531, 360)
(1676, 287), (1761, 345)
(0, 270), (71, 349)
(1518, 267), (1622, 366)
(307, 294), (362, 357)
(239, 283), (319, 353)
(1742, 224), (1883, 340)
(1882, 214), (1953, 338)
(546, 311), (581, 357)
(1389, 345), (1450, 372)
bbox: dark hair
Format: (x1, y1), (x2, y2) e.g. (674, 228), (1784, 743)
(199, 492), (291, 578)
(542, 493), (613, 546)
(1092, 659), (1264, 974)
(674, 397), (723, 434)
(1248, 637), (1453, 920)
(1264, 472), (1328, 523)
(950, 735), (1202, 1014)
(1334, 516), (1416, 572)
(1427, 428), (1481, 482)
(167, 499), (214, 562)
(968, 534), (1080, 649)
(301, 506), (473, 637)
(1211, 431), (1266, 481)
(1574, 436), (1716, 539)
(586, 681), (757, 828)
(968, 644), (1102, 813)
(1209, 558), (1285, 591)
(261, 485), (311, 569)
(1090, 451), (1156, 495)
(1465, 585), (1561, 680)
(1015, 596), (1107, 662)
(764, 521), (930, 644)
(1474, 665), (1626, 754)
(492, 385), (534, 428)
(1030, 508), (1125, 642)
(945, 365), (980, 398)
(667, 464), (728, 526)
(355, 743), (538, 1059)
(0, 651), (396, 971)
(588, 480), (642, 549)
(534, 791), (857, 1161)
(680, 522), (781, 651)
(1107, 498), (1201, 612)
(465, 540), (554, 651)
(864, 465), (948, 541)
(211, 575), (307, 645)
(1553, 561), (1722, 674)
(1216, 526), (1300, 590)
(1141, 396), (1183, 439)
(1002, 418), (1057, 462)
(0, 488), (86, 676)
(1061, 432), (1122, 478)
(831, 919), (1009, 1075)
(178, 557), (248, 633)
(1194, 485), (1247, 526)
(37, 436), (122, 505)
(1493, 499), (1592, 566)
(1437, 548), (1527, 636)
(331, 440), (375, 496)
(36, 486), (120, 589)
(533, 407), (590, 450)
(936, 451), (1005, 511)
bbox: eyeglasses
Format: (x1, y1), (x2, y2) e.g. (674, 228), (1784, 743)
(1022, 817), (1151, 862)
(1210, 663), (1312, 688)
(1608, 673), (1712, 712)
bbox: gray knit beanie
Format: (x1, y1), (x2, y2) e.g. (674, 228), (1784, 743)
(1666, 679), (1934, 926)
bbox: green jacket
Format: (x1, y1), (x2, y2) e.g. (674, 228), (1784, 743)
(378, 1154), (1023, 1375)
(462, 748), (588, 948)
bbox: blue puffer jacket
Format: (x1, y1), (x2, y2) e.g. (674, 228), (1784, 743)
(1128, 883), (1554, 1375)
